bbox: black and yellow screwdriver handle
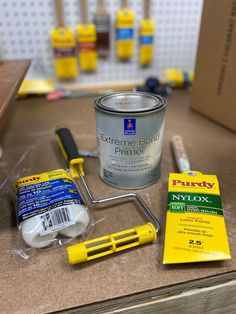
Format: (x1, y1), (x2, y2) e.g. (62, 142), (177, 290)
(55, 126), (84, 179)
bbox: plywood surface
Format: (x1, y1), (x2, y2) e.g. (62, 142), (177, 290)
(0, 91), (235, 313)
(0, 60), (29, 121)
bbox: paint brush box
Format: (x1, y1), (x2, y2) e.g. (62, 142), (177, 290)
(163, 171), (231, 264)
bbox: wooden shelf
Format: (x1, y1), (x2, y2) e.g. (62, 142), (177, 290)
(0, 60), (30, 136)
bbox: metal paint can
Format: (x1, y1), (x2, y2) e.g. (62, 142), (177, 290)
(94, 92), (166, 189)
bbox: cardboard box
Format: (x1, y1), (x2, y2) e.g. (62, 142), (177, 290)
(190, 0), (236, 132)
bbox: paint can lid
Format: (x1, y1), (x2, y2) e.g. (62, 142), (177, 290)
(94, 92), (166, 114)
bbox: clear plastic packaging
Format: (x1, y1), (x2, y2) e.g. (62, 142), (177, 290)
(12, 168), (94, 261)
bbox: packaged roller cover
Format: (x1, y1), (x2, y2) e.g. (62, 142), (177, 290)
(13, 169), (91, 260)
(163, 171), (231, 264)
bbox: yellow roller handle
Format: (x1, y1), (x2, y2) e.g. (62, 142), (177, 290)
(67, 222), (157, 265)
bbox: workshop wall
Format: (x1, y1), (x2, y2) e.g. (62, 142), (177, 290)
(0, 0), (203, 86)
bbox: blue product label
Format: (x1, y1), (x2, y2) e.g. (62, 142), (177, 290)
(16, 177), (84, 223)
(140, 35), (154, 45)
(116, 28), (134, 40)
(124, 118), (136, 135)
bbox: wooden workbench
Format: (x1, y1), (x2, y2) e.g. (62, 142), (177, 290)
(0, 91), (235, 313)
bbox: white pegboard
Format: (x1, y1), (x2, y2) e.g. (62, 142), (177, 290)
(0, 0), (203, 86)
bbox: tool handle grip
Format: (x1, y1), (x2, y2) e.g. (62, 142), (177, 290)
(98, 0), (105, 9)
(55, 126), (80, 162)
(67, 223), (157, 265)
(96, 0), (108, 14)
(80, 0), (89, 24)
(171, 134), (191, 173)
(121, 0), (128, 9)
(144, 0), (151, 19)
(54, 0), (65, 28)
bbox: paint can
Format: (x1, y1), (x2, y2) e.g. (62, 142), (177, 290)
(94, 92), (166, 189)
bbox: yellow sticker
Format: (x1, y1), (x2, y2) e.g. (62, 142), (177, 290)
(14, 169), (72, 190)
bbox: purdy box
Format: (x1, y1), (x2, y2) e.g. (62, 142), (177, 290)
(190, 0), (236, 132)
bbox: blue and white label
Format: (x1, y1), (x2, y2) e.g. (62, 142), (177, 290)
(16, 177), (84, 223)
(116, 28), (134, 40)
(140, 35), (154, 45)
(124, 118), (136, 135)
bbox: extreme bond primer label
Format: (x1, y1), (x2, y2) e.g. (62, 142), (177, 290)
(163, 171), (231, 264)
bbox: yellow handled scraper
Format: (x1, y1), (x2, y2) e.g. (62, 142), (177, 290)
(55, 126), (160, 265)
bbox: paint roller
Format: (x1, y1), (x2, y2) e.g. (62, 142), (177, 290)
(55, 126), (160, 265)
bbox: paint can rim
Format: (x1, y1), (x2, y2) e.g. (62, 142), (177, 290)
(94, 91), (166, 114)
